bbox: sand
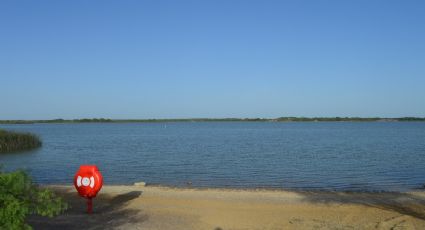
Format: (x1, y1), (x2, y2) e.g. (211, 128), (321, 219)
(28, 185), (425, 230)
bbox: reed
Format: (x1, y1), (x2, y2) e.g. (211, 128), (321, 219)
(0, 129), (42, 153)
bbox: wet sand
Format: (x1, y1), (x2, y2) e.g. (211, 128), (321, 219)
(29, 185), (425, 230)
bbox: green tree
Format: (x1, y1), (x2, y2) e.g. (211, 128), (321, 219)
(0, 169), (68, 230)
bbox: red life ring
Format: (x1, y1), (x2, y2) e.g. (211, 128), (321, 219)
(73, 165), (103, 199)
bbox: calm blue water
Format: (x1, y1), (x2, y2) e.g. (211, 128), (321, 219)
(1, 122), (425, 191)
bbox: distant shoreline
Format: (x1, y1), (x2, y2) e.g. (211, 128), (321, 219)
(1, 117), (425, 124)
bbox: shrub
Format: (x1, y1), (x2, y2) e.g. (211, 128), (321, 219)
(0, 169), (68, 229)
(0, 130), (42, 153)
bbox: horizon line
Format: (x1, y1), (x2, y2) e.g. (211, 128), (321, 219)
(1, 116), (425, 123)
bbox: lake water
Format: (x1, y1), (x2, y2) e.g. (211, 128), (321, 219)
(1, 122), (425, 191)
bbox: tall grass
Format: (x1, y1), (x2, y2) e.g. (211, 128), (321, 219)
(0, 129), (42, 153)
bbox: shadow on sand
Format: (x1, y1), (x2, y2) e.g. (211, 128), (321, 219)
(299, 191), (425, 220)
(28, 188), (145, 230)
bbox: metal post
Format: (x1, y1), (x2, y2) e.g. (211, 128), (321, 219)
(87, 197), (93, 214)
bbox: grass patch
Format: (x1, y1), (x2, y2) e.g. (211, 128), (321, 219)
(0, 129), (42, 153)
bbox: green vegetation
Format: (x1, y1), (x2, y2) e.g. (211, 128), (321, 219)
(396, 117), (425, 121)
(0, 117), (424, 124)
(0, 130), (42, 153)
(0, 169), (68, 229)
(275, 117), (383, 122)
(274, 117), (425, 122)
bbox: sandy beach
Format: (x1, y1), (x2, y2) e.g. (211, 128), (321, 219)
(27, 185), (425, 230)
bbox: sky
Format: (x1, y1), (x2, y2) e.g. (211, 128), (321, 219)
(1, 1), (424, 119)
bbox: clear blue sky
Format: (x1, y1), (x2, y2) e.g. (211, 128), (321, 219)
(1, 1), (424, 119)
